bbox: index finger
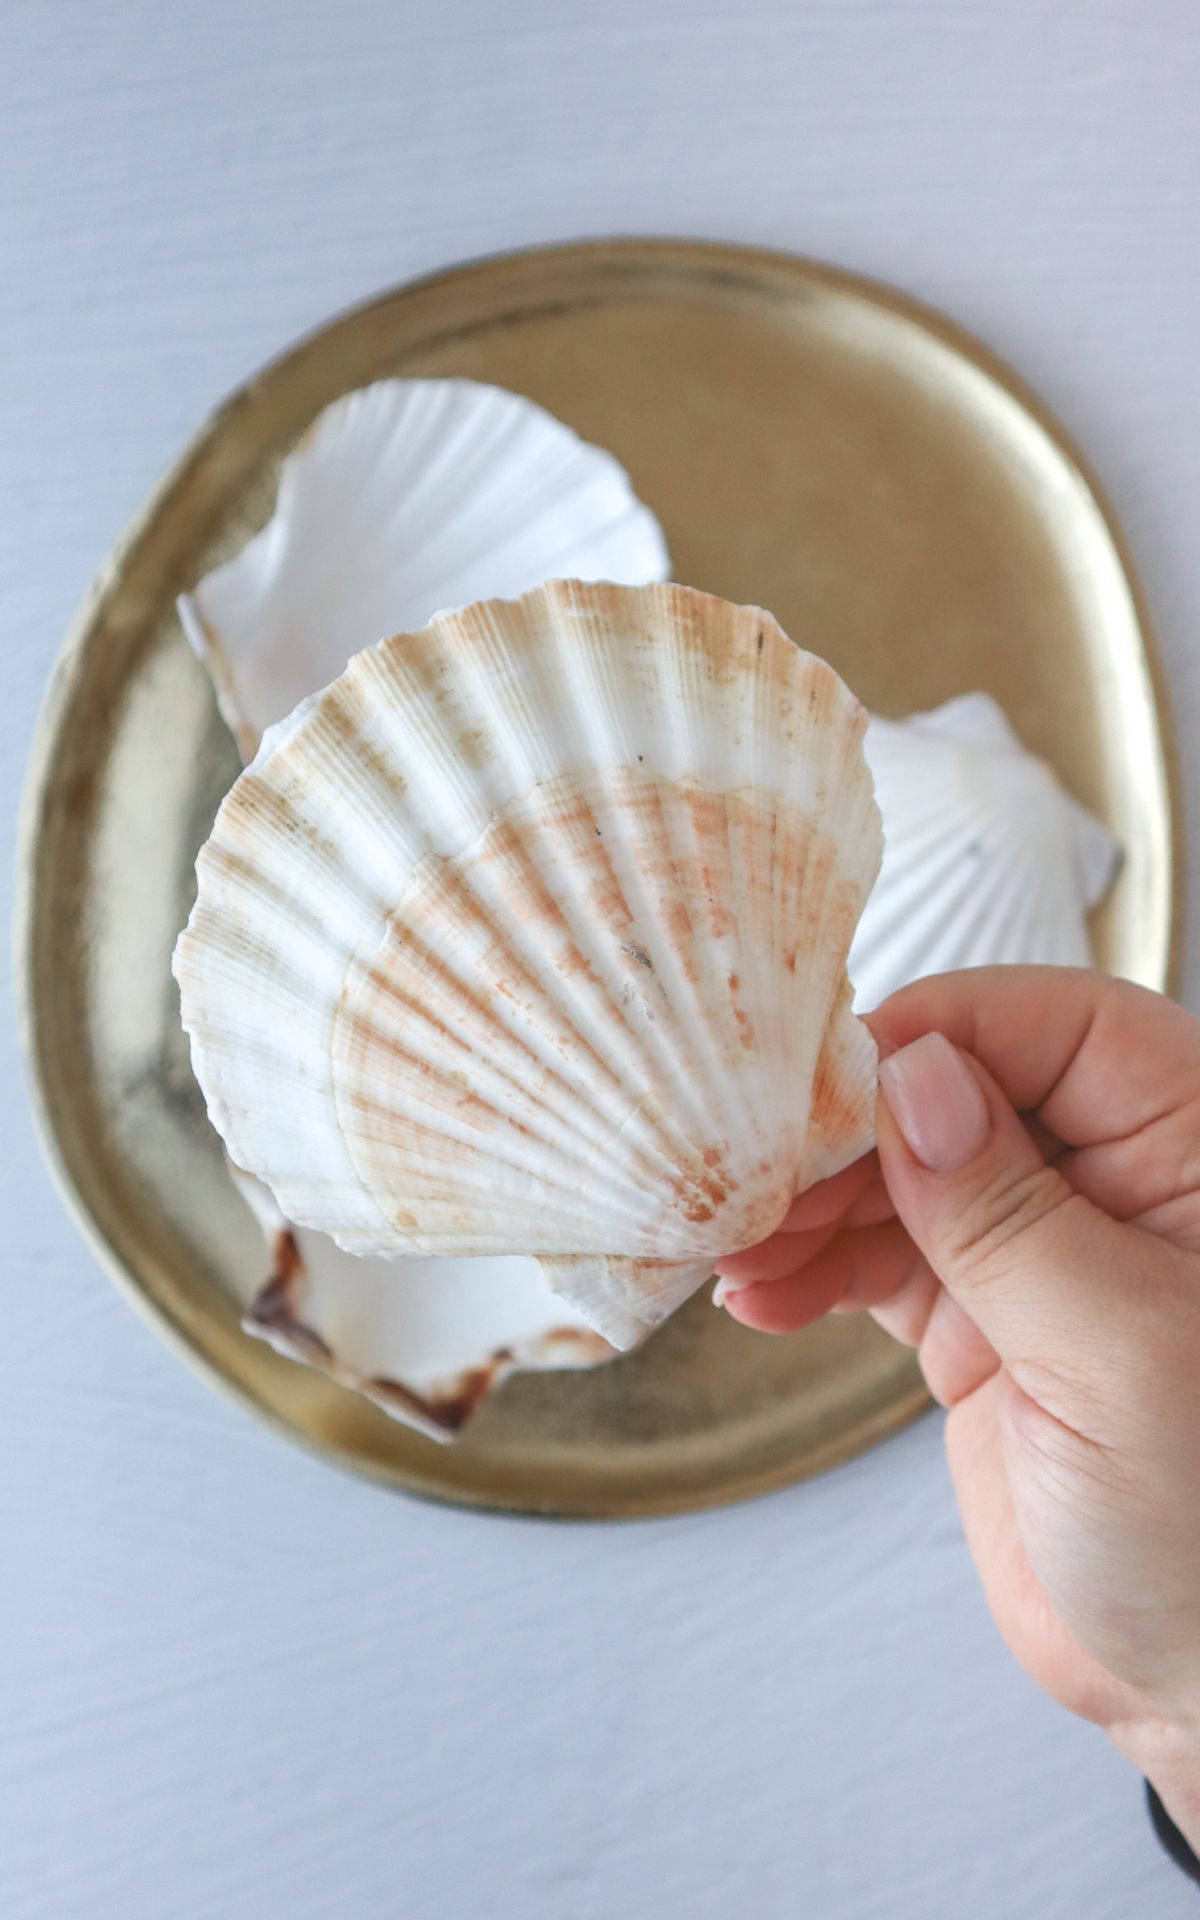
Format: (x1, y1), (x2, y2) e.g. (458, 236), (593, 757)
(867, 966), (1199, 1151)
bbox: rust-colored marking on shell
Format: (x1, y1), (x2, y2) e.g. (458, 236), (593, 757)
(668, 1145), (731, 1225)
(341, 854), (614, 1119)
(683, 787), (739, 942)
(809, 1046), (869, 1158)
(663, 899), (700, 982)
(325, 769), (864, 1255)
(456, 1088), (505, 1132)
(559, 942), (599, 983)
(319, 679), (410, 806)
(337, 772), (798, 1235)
(265, 753), (349, 855)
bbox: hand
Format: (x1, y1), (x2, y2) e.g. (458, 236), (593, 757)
(716, 967), (1200, 1847)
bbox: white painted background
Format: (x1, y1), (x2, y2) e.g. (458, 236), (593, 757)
(4, 4), (1200, 1914)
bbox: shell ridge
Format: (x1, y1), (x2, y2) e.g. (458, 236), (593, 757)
(331, 872), (689, 1236)
(590, 775), (747, 1160)
(330, 780), (788, 1248)
(655, 780), (765, 1154)
(332, 806), (729, 1228)
(801, 980), (879, 1184)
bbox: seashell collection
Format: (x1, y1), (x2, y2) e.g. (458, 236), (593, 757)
(175, 378), (1121, 1434)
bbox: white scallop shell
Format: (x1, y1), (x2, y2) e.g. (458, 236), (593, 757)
(175, 581), (883, 1350)
(228, 1168), (612, 1443)
(178, 377), (670, 757)
(850, 693), (1120, 1011)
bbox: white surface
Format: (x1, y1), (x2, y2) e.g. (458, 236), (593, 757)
(3, 3), (1199, 1914)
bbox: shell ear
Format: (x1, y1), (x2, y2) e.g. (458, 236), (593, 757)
(536, 1255), (720, 1353)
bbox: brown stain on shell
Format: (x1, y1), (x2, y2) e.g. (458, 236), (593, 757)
(336, 775), (736, 1200)
(329, 768), (863, 1253)
(809, 1047), (869, 1158)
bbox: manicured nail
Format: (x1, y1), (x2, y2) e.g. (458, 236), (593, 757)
(878, 1033), (991, 1173)
(712, 1275), (752, 1307)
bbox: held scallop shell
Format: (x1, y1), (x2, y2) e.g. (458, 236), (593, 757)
(228, 1168), (612, 1443)
(178, 377), (670, 755)
(174, 581), (883, 1350)
(850, 694), (1121, 1011)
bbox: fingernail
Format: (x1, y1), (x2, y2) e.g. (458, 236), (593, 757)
(878, 1033), (991, 1173)
(712, 1275), (751, 1307)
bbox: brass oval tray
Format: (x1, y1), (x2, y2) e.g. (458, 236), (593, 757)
(17, 240), (1177, 1517)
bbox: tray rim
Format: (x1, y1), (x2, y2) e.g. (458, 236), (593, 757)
(15, 235), (1182, 1516)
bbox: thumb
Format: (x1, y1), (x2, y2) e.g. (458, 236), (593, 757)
(876, 1031), (1141, 1378)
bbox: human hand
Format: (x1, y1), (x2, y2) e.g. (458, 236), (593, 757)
(716, 967), (1200, 1848)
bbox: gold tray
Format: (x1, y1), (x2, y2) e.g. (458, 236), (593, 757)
(17, 240), (1177, 1517)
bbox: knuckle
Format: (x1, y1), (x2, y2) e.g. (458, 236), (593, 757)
(1006, 1383), (1129, 1503)
(1007, 1356), (1119, 1453)
(1003, 1370), (1143, 1520)
(938, 1162), (1081, 1279)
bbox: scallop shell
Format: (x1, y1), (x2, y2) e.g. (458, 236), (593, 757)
(228, 1168), (612, 1443)
(174, 581), (883, 1350)
(850, 693), (1120, 1011)
(178, 377), (670, 756)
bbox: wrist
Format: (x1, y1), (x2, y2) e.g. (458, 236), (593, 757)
(1111, 1709), (1200, 1855)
